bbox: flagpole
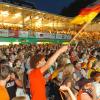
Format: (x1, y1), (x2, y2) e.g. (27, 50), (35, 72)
(70, 22), (90, 43)
(69, 8), (99, 43)
(70, 13), (99, 43)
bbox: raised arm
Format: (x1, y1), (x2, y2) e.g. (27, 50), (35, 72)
(40, 46), (68, 73)
(60, 85), (76, 100)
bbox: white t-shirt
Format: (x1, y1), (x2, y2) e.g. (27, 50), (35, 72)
(92, 82), (100, 99)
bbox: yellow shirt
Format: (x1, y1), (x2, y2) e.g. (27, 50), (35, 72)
(51, 70), (59, 79)
(87, 69), (95, 79)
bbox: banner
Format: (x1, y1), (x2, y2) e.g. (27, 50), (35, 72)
(0, 29), (8, 37)
(19, 30), (29, 38)
(8, 29), (19, 37)
(62, 34), (72, 40)
(55, 34), (62, 39)
(34, 32), (55, 39)
(28, 30), (35, 38)
(56, 34), (72, 40)
(34, 32), (72, 40)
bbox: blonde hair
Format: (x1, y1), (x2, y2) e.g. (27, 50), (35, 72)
(64, 64), (74, 74)
(62, 64), (74, 80)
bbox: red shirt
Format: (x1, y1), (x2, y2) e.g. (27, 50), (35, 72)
(29, 68), (46, 100)
(77, 90), (83, 100)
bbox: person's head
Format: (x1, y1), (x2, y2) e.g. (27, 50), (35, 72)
(9, 69), (17, 80)
(81, 62), (87, 69)
(12, 96), (26, 100)
(84, 82), (93, 90)
(63, 64), (74, 77)
(87, 57), (96, 69)
(91, 71), (100, 82)
(61, 57), (67, 66)
(93, 50), (98, 57)
(30, 54), (46, 69)
(82, 53), (87, 59)
(0, 65), (11, 86)
(0, 59), (8, 67)
(63, 76), (73, 87)
(13, 59), (21, 68)
(95, 60), (100, 69)
(77, 78), (93, 90)
(95, 72), (100, 83)
(58, 56), (67, 67)
(75, 62), (81, 70)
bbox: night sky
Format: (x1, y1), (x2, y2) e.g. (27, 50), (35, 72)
(26, 0), (99, 17)
(28, 0), (74, 14)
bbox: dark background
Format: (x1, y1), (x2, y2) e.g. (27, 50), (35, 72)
(28, 0), (99, 17)
(2, 0), (100, 17)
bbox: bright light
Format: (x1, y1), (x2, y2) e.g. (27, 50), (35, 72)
(37, 12), (41, 14)
(37, 42), (42, 44)
(24, 16), (30, 21)
(0, 42), (20, 45)
(5, 5), (10, 7)
(35, 18), (42, 27)
(0, 11), (9, 17)
(44, 22), (53, 27)
(34, 16), (39, 19)
(37, 42), (50, 44)
(0, 42), (11, 45)
(12, 42), (20, 45)
(62, 42), (69, 45)
(0, 22), (23, 28)
(13, 13), (21, 18)
(18, 7), (22, 9)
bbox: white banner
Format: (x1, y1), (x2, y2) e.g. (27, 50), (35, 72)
(62, 34), (72, 40)
(55, 34), (62, 39)
(34, 32), (55, 39)
(19, 30), (29, 38)
(0, 29), (8, 37)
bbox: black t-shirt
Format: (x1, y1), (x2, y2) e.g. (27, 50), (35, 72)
(6, 80), (17, 100)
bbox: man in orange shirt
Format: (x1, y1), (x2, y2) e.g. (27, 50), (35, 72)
(29, 46), (68, 100)
(0, 65), (11, 100)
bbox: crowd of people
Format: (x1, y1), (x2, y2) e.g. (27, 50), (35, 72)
(69, 31), (100, 48)
(0, 43), (100, 100)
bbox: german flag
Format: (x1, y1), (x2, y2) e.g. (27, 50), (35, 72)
(71, 4), (100, 25)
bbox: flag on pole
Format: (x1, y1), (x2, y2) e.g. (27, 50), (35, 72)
(71, 4), (100, 25)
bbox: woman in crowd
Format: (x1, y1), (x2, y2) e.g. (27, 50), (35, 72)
(6, 71), (22, 100)
(60, 80), (76, 100)
(77, 78), (96, 100)
(29, 46), (68, 100)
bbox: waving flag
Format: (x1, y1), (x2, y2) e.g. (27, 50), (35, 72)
(71, 4), (100, 25)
